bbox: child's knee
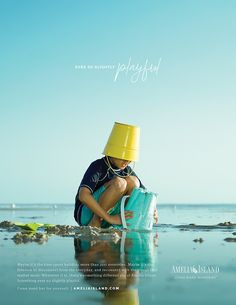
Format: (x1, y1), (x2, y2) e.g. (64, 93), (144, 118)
(111, 177), (127, 194)
(125, 176), (140, 189)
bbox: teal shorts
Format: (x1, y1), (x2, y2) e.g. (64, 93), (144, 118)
(79, 185), (122, 227)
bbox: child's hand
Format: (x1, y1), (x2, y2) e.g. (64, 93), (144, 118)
(153, 208), (158, 224)
(108, 211), (133, 225)
(88, 217), (101, 228)
(124, 210), (133, 220)
(107, 214), (122, 225)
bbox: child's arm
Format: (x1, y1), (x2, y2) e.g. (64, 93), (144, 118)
(79, 187), (125, 225)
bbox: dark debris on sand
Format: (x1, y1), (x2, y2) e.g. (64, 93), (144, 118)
(193, 238), (204, 243)
(12, 232), (48, 244)
(0, 221), (15, 228)
(0, 221), (19, 232)
(0, 221), (120, 245)
(224, 237), (236, 243)
(45, 225), (78, 235)
(177, 221), (236, 231)
(76, 226), (120, 243)
(45, 225), (120, 242)
(217, 221), (236, 227)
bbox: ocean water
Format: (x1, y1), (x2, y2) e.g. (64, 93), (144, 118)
(0, 204), (236, 305)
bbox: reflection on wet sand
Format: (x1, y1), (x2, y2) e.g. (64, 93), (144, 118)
(74, 231), (158, 305)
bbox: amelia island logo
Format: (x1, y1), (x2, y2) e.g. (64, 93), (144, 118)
(172, 265), (220, 280)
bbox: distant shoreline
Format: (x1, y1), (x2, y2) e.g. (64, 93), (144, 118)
(0, 203), (236, 212)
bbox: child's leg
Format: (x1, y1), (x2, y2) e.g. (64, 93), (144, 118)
(99, 176), (140, 209)
(124, 176), (140, 194)
(89, 176), (140, 227)
(89, 177), (126, 227)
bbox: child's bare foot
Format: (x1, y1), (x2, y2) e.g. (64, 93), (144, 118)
(88, 216), (101, 228)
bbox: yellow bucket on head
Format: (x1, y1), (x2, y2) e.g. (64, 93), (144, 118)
(103, 122), (140, 161)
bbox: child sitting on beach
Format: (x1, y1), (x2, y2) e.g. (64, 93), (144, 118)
(74, 122), (157, 228)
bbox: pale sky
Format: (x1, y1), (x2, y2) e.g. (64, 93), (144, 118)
(0, 0), (235, 203)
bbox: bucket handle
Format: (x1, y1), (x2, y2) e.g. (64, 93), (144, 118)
(120, 195), (130, 229)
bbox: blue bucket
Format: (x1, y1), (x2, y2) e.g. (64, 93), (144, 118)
(119, 231), (158, 269)
(114, 188), (157, 231)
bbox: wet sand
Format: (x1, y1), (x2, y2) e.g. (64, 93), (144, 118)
(1, 204), (236, 305)
(1, 220), (236, 244)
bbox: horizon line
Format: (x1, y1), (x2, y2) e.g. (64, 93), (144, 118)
(1, 202), (236, 205)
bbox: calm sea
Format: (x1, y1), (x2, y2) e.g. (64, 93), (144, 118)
(0, 204), (235, 305)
